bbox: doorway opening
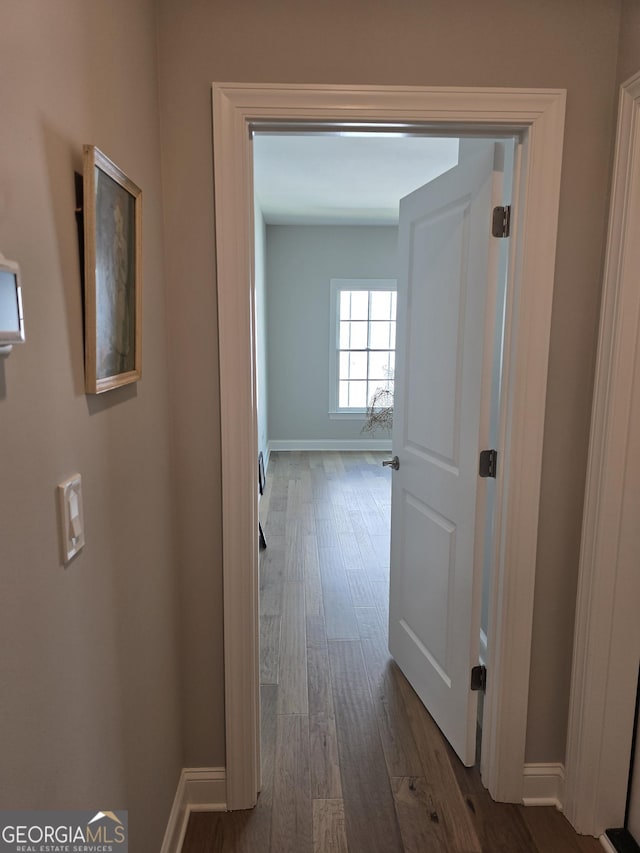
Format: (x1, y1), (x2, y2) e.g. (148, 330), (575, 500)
(211, 82), (566, 811)
(253, 132), (515, 778)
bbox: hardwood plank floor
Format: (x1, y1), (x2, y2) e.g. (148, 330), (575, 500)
(313, 799), (349, 853)
(277, 581), (308, 714)
(328, 637), (405, 853)
(182, 450), (604, 853)
(319, 547), (359, 640)
(270, 713), (313, 853)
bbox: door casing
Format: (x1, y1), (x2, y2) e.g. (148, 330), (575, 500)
(210, 83), (566, 810)
(564, 69), (640, 838)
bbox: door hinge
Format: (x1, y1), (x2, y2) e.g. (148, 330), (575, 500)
(479, 449), (498, 478)
(492, 205), (511, 238)
(471, 665), (487, 692)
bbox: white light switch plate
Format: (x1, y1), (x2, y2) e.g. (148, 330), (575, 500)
(58, 474), (84, 563)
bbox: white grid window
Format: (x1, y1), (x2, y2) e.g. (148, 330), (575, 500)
(329, 279), (397, 414)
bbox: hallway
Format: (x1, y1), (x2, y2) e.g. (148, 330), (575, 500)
(182, 451), (602, 853)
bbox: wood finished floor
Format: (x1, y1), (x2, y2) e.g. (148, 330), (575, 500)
(182, 451), (602, 853)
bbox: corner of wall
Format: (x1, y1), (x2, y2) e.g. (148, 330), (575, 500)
(522, 763), (565, 810)
(160, 768), (227, 853)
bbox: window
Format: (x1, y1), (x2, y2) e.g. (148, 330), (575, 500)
(329, 279), (397, 415)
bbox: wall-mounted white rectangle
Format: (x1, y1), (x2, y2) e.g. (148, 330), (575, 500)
(58, 474), (85, 563)
(0, 252), (25, 350)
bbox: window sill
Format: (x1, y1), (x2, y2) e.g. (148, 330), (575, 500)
(329, 411), (367, 420)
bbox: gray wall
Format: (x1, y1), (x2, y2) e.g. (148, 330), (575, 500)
(266, 225), (397, 443)
(0, 3), (182, 852)
(256, 208), (269, 462)
(155, 0), (621, 767)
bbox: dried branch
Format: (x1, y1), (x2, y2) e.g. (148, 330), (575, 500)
(362, 386), (394, 434)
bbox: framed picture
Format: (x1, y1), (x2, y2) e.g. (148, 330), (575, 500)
(83, 145), (142, 393)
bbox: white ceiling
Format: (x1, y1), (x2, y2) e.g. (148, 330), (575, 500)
(253, 134), (460, 226)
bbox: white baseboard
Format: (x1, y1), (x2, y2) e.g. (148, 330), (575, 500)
(599, 834), (620, 853)
(268, 439), (392, 452)
(160, 767), (227, 853)
(522, 763), (565, 809)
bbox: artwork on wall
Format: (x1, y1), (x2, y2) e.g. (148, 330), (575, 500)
(82, 145), (142, 393)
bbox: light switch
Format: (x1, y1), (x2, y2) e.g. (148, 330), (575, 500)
(58, 474), (85, 563)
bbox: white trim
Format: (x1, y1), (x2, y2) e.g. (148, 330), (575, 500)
(160, 767), (227, 853)
(600, 834), (618, 853)
(269, 439), (392, 452)
(211, 82), (566, 809)
(160, 768), (227, 853)
(564, 69), (640, 837)
(159, 771), (187, 853)
(522, 763), (565, 809)
(182, 767), (228, 811)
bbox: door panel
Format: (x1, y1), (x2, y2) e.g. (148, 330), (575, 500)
(389, 144), (499, 766)
(406, 199), (469, 467)
(401, 494), (455, 679)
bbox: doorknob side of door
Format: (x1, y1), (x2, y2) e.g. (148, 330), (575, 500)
(382, 456), (400, 470)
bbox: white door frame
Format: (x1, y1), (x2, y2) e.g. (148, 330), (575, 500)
(564, 70), (640, 837)
(211, 83), (566, 811)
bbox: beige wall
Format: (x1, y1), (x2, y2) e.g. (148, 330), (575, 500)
(156, 0), (622, 764)
(0, 3), (182, 851)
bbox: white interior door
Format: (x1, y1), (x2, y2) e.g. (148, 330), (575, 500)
(388, 144), (501, 766)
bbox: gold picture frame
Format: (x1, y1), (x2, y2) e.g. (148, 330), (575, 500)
(83, 145), (142, 393)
